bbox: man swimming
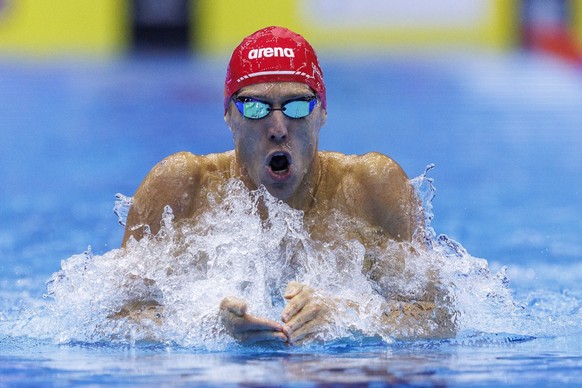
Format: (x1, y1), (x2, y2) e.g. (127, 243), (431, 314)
(121, 26), (455, 344)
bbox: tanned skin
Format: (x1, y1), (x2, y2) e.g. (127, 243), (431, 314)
(121, 83), (454, 344)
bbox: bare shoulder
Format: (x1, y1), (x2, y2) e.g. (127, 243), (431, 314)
(136, 152), (210, 203)
(140, 151), (233, 186)
(320, 151), (409, 185)
(146, 151), (200, 182)
(319, 151), (416, 241)
(354, 152), (408, 180)
(122, 151), (235, 245)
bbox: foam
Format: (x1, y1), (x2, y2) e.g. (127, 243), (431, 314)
(6, 169), (575, 349)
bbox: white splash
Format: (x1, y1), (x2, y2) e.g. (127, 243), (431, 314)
(8, 169), (562, 349)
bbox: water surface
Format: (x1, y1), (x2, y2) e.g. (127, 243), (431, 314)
(1, 53), (581, 386)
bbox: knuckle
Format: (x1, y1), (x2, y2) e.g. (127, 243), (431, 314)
(288, 300), (301, 313)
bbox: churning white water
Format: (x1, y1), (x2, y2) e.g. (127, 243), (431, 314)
(6, 168), (575, 349)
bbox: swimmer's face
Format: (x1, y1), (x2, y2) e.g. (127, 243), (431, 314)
(225, 82), (327, 201)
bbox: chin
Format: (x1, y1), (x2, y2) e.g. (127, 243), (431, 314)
(264, 184), (293, 201)
(258, 169), (299, 201)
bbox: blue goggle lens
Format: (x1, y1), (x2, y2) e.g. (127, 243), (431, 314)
(234, 97), (317, 119)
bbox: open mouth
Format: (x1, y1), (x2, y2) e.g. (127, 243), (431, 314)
(268, 152), (291, 175)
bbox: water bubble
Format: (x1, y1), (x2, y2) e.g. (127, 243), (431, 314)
(11, 174), (577, 347)
(113, 193), (133, 227)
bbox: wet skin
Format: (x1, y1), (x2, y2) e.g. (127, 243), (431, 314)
(220, 83), (327, 344)
(227, 82), (326, 209)
(121, 82), (451, 344)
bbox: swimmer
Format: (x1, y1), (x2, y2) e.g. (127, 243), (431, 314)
(120, 26), (455, 344)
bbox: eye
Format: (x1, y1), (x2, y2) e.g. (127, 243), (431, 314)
(234, 97), (272, 119)
(281, 96), (317, 119)
(237, 97), (255, 103)
(236, 96), (269, 104)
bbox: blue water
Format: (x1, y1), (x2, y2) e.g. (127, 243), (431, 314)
(1, 52), (581, 386)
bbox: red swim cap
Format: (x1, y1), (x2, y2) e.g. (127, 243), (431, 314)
(224, 26), (326, 113)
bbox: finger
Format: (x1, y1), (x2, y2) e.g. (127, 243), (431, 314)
(282, 289), (311, 323)
(284, 281), (303, 299)
(219, 297), (247, 317)
(286, 317), (321, 344)
(224, 314), (283, 335)
(283, 302), (322, 335)
(240, 313), (284, 332)
(237, 330), (288, 345)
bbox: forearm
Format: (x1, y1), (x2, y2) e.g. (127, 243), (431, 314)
(379, 300), (457, 339)
(326, 294), (456, 341)
(108, 300), (163, 325)
(363, 251), (456, 338)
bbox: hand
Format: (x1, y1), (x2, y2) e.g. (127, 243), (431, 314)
(219, 296), (287, 344)
(282, 282), (329, 344)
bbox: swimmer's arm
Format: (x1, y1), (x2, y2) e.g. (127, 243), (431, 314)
(108, 275), (165, 326)
(109, 300), (163, 325)
(281, 282), (456, 343)
(122, 152), (201, 246)
(334, 297), (456, 340)
(364, 255), (457, 338)
(379, 299), (457, 339)
(349, 153), (420, 242)
(367, 259), (456, 338)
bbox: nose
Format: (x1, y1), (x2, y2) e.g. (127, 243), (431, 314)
(267, 112), (288, 143)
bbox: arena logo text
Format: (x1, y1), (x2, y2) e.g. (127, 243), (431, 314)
(248, 47), (295, 59)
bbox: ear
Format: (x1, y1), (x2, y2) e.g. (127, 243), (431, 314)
(320, 109), (328, 127)
(224, 109), (235, 133)
(315, 108), (327, 133)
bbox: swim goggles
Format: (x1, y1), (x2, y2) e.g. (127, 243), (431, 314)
(233, 96), (317, 119)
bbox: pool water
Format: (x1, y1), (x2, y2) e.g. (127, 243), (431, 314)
(1, 52), (581, 386)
